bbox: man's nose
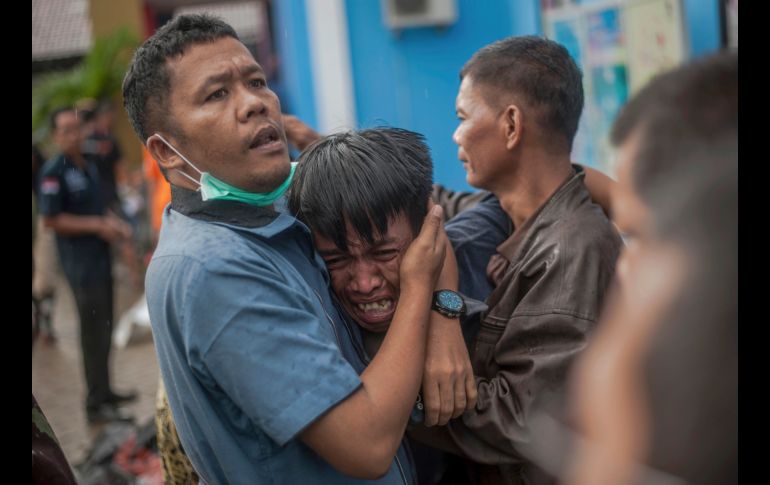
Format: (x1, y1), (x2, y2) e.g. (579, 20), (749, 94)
(349, 261), (384, 294)
(238, 87), (268, 122)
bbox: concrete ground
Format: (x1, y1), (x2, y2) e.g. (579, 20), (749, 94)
(32, 264), (160, 467)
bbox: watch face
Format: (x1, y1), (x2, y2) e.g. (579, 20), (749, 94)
(436, 290), (464, 312)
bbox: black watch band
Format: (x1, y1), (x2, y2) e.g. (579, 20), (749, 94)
(431, 289), (466, 318)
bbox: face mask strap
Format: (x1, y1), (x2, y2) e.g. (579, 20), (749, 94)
(154, 133), (205, 188)
(176, 169), (202, 188)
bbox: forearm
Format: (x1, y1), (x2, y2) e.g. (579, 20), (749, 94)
(358, 282), (433, 451)
(420, 312), (592, 465)
(580, 165), (617, 218)
(408, 374), (534, 466)
(44, 213), (104, 237)
(437, 238), (458, 291)
(422, 237), (476, 425)
(301, 283), (433, 477)
(301, 205), (446, 477)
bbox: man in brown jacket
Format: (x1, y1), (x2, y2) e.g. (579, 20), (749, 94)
(412, 36), (622, 484)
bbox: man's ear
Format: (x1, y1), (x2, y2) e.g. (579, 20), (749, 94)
(146, 134), (186, 173)
(502, 104), (523, 151)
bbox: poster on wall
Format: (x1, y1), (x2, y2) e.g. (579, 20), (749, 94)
(625, 0), (686, 92)
(586, 7), (628, 172)
(541, 0), (685, 175)
(546, 12), (597, 167)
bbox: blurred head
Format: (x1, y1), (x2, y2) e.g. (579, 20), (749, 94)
(74, 98), (97, 137)
(611, 50), (738, 286)
(123, 14), (289, 191)
(453, 36), (583, 190)
(50, 107), (82, 157)
(95, 101), (115, 133)
(565, 51), (738, 485)
(289, 128), (433, 332)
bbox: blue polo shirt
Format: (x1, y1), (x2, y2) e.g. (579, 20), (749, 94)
(37, 153), (111, 287)
(146, 187), (416, 484)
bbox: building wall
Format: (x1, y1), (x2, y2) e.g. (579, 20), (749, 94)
(271, 0), (724, 190)
(89, 0), (145, 168)
(271, 0), (318, 131)
(343, 0), (539, 191)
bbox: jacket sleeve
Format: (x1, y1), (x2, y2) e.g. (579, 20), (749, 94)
(444, 310), (595, 464)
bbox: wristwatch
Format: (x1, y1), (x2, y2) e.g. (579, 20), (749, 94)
(431, 290), (466, 318)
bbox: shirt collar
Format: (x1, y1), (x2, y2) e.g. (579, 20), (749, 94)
(170, 185), (305, 238)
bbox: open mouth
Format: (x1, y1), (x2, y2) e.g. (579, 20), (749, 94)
(351, 298), (396, 328)
(249, 125), (282, 150)
(356, 299), (393, 313)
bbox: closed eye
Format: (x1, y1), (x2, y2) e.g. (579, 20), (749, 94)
(373, 250), (399, 261)
(323, 257), (348, 269)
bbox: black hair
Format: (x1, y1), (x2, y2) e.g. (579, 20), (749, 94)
(289, 127), (433, 250)
(461, 35), (584, 152)
(122, 14), (239, 143)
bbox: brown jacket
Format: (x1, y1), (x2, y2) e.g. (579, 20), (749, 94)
(417, 170), (622, 485)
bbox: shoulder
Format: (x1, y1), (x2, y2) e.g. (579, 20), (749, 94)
(39, 155), (65, 177)
(546, 179), (620, 249)
(562, 198), (621, 251)
(153, 215), (307, 286)
(523, 188), (621, 274)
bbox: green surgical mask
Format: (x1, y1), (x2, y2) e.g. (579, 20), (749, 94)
(155, 133), (295, 206)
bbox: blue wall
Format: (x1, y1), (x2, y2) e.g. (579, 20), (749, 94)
(684, 0), (722, 57)
(270, 0), (725, 190)
(344, 0), (540, 191)
(271, 0), (318, 130)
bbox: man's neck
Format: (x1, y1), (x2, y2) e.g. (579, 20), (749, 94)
(497, 151), (574, 229)
(169, 185), (278, 228)
(362, 329), (385, 358)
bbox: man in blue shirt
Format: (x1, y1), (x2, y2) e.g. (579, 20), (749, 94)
(123, 14), (453, 484)
(38, 107), (137, 424)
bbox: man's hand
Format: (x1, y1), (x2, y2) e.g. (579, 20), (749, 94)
(282, 114), (321, 152)
(98, 214), (132, 242)
(419, 201), (477, 425)
(400, 205), (447, 293)
(422, 317), (477, 426)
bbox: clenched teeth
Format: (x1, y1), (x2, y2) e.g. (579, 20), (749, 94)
(357, 300), (393, 312)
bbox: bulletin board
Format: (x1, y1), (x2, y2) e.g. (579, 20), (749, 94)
(541, 0), (687, 175)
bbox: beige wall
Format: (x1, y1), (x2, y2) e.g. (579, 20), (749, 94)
(89, 0), (145, 171)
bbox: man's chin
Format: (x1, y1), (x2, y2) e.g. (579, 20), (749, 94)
(354, 306), (396, 332)
(249, 157), (291, 191)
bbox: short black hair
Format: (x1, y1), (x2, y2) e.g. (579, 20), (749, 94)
(460, 35), (584, 152)
(610, 50), (738, 206)
(122, 14), (239, 143)
(289, 127), (433, 251)
(75, 98), (97, 123)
